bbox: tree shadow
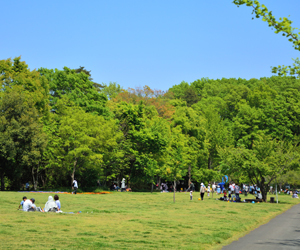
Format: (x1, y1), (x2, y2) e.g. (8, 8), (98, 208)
(257, 239), (300, 247)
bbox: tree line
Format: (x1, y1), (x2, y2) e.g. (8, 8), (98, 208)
(1, 57), (300, 201)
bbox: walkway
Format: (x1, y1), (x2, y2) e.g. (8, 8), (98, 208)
(222, 203), (300, 250)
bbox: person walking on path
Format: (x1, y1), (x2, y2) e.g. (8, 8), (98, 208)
(72, 179), (78, 194)
(200, 183), (205, 200)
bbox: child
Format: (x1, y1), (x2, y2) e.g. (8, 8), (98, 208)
(54, 195), (61, 211)
(190, 190), (193, 200)
(18, 196), (27, 210)
(207, 184), (210, 197)
(223, 190), (227, 200)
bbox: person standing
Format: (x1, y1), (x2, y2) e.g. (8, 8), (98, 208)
(207, 184), (211, 197)
(72, 179), (78, 194)
(121, 178), (126, 192)
(212, 183), (216, 194)
(190, 190), (193, 200)
(200, 183), (205, 200)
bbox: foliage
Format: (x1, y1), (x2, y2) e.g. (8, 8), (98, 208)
(233, 0), (300, 77)
(219, 135), (300, 201)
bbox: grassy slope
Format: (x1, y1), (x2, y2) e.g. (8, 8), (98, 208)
(0, 191), (299, 249)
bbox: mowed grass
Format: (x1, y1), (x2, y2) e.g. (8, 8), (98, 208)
(0, 191), (299, 250)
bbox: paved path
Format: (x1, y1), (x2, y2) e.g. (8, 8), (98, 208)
(222, 203), (300, 250)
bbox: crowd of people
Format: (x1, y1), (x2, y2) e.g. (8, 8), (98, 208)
(19, 195), (62, 212)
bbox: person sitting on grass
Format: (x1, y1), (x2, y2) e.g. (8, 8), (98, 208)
(23, 198), (43, 212)
(44, 196), (58, 212)
(256, 191), (262, 200)
(292, 192), (299, 198)
(18, 196), (27, 210)
(54, 195), (61, 211)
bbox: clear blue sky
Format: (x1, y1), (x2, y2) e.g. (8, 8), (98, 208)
(1, 0), (300, 90)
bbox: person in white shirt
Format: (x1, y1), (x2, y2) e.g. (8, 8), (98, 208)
(190, 190), (193, 200)
(23, 198), (36, 211)
(72, 179), (78, 194)
(212, 183), (216, 194)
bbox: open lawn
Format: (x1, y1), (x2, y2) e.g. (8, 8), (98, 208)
(0, 191), (299, 249)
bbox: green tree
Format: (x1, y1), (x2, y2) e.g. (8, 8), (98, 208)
(0, 57), (50, 118)
(39, 67), (108, 116)
(0, 87), (47, 190)
(219, 135), (300, 201)
(53, 103), (121, 186)
(162, 126), (189, 202)
(233, 0), (300, 77)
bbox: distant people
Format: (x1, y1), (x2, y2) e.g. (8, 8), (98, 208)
(245, 185), (249, 196)
(207, 184), (211, 197)
(212, 183), (216, 193)
(292, 192), (299, 198)
(200, 183), (205, 200)
(23, 198), (36, 212)
(223, 190), (227, 200)
(229, 183), (234, 196)
(256, 191), (262, 200)
(72, 179), (78, 194)
(18, 196), (27, 210)
(54, 195), (61, 211)
(25, 182), (30, 190)
(44, 196), (58, 212)
(121, 178), (126, 192)
(190, 190), (193, 200)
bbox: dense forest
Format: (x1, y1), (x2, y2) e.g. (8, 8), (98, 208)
(1, 57), (300, 201)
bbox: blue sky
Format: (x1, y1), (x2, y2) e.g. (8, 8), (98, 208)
(2, 0), (300, 91)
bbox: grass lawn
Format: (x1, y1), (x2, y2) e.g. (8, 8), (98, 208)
(0, 191), (299, 249)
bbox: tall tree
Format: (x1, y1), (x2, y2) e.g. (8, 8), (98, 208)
(0, 86), (47, 190)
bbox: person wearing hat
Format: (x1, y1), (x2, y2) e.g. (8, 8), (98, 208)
(23, 198), (36, 212)
(72, 178), (78, 194)
(200, 183), (205, 200)
(121, 178), (126, 192)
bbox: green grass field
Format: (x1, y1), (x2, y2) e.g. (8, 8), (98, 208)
(0, 191), (299, 249)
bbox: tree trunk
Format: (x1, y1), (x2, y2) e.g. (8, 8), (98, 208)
(1, 172), (4, 191)
(173, 179), (176, 203)
(208, 155), (213, 169)
(151, 177), (153, 193)
(71, 158), (77, 186)
(188, 165), (191, 188)
(32, 167), (38, 191)
(259, 178), (267, 202)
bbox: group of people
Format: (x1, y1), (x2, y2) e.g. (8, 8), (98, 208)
(19, 195), (61, 212)
(110, 178), (128, 192)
